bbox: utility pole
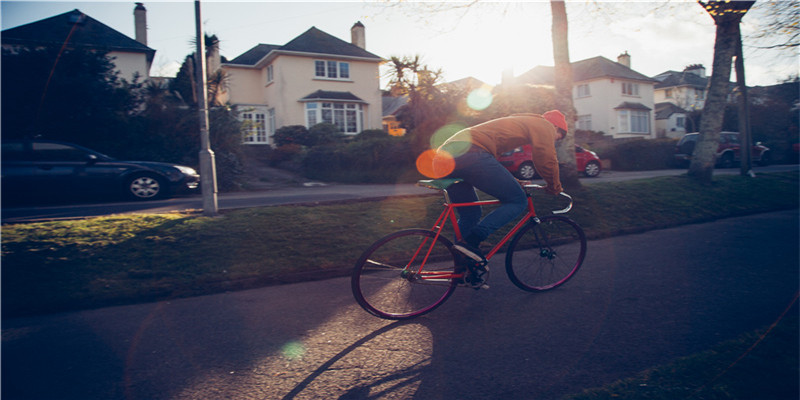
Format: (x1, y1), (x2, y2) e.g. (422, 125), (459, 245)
(194, 0), (218, 216)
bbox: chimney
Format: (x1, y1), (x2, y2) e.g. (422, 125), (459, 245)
(684, 64), (706, 78)
(617, 51), (631, 68)
(134, 2), (147, 46)
(351, 21), (365, 49)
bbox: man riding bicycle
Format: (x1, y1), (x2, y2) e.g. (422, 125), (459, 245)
(435, 111), (568, 283)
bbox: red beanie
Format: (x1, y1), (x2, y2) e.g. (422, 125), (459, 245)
(543, 110), (568, 132)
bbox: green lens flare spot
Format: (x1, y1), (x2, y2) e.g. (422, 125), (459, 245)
(282, 341), (306, 360)
(466, 87), (493, 111)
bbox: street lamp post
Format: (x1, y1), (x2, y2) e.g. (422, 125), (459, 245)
(194, 0), (218, 216)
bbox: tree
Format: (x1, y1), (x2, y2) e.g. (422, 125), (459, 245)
(550, 0), (581, 190)
(384, 55), (465, 153)
(688, 0), (754, 184)
(1, 47), (141, 152)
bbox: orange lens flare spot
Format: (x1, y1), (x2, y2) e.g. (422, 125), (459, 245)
(416, 149), (454, 179)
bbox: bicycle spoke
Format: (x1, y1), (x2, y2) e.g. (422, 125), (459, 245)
(505, 216), (586, 291)
(352, 229), (457, 319)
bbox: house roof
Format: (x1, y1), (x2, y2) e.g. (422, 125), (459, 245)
(614, 101), (652, 111)
(653, 70), (708, 89)
(226, 26), (382, 67)
(382, 95), (409, 116)
(655, 102), (688, 120)
(299, 90), (365, 103)
(516, 56), (657, 85)
(1, 9), (155, 60)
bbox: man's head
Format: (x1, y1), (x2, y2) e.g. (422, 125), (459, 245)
(543, 110), (568, 140)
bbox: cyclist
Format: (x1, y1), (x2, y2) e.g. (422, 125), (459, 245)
(436, 111), (567, 285)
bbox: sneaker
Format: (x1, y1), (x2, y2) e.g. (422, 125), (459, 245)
(465, 271), (489, 290)
(453, 241), (487, 265)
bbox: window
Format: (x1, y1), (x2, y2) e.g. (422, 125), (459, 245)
(665, 89), (673, 98)
(676, 116), (685, 128)
(622, 82), (639, 96)
(695, 88), (705, 100)
(242, 109), (268, 144)
(577, 115), (592, 130)
(266, 65), (274, 84)
(617, 109), (650, 134)
(305, 102), (363, 133)
(576, 84), (590, 98)
(314, 60), (351, 80)
(32, 142), (90, 161)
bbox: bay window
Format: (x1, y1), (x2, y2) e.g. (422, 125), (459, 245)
(305, 102), (363, 133)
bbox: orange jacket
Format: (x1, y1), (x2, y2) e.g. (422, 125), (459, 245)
(442, 113), (563, 193)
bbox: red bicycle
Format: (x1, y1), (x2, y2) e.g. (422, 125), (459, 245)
(352, 178), (587, 320)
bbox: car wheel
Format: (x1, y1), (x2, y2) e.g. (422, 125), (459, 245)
(517, 162), (537, 180)
(719, 153), (735, 168)
(583, 160), (601, 177)
(127, 174), (164, 200)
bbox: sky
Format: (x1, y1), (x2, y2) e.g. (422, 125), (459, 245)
(1, 0), (796, 88)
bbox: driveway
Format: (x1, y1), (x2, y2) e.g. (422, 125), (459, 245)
(3, 209), (798, 399)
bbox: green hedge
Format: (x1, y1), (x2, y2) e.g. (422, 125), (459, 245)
(599, 138), (678, 171)
(302, 136), (419, 183)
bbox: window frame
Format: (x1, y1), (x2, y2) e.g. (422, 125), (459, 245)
(314, 59), (352, 80)
(617, 109), (650, 134)
(304, 101), (363, 133)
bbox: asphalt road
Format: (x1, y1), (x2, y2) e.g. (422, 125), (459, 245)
(3, 209), (798, 400)
(2, 165), (797, 224)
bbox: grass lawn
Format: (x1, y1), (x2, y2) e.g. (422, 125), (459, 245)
(2, 172), (797, 318)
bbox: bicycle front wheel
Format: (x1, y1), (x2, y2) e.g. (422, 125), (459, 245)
(352, 229), (458, 320)
(505, 215), (586, 292)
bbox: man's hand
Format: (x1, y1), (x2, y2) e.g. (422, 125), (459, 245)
(545, 185), (562, 195)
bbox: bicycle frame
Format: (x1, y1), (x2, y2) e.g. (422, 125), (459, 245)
(410, 184), (545, 283)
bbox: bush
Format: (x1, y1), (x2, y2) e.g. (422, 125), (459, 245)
(355, 129), (389, 141)
(302, 136), (417, 183)
(267, 143), (304, 167)
(272, 125), (309, 147)
(603, 138), (678, 171)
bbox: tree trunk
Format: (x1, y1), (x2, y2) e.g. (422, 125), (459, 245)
(689, 1), (753, 184)
(735, 31), (753, 176)
(550, 0), (581, 190)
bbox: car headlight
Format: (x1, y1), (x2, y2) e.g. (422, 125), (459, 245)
(174, 165), (198, 176)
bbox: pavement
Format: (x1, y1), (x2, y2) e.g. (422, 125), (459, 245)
(3, 209), (798, 400)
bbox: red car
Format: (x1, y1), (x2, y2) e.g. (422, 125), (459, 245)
(498, 145), (602, 179)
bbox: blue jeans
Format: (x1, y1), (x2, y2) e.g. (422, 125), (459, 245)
(446, 147), (527, 244)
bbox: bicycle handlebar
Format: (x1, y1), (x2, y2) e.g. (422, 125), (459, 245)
(523, 183), (573, 214)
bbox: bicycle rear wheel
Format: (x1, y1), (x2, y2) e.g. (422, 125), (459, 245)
(352, 229), (458, 320)
(505, 215), (586, 292)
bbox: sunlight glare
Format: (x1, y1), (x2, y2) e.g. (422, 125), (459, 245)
(466, 86), (493, 111)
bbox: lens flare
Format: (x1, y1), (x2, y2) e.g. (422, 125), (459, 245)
(282, 341), (306, 360)
(416, 149), (454, 179)
(429, 123), (466, 150)
(466, 87), (493, 111)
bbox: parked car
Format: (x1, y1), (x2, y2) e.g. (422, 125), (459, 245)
(2, 139), (199, 203)
(673, 132), (771, 168)
(498, 145), (602, 180)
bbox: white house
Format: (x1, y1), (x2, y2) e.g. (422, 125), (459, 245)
(512, 52), (658, 139)
(651, 64), (712, 138)
(222, 22), (384, 146)
(1, 4), (155, 81)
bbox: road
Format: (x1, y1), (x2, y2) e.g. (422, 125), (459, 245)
(2, 209), (798, 399)
(2, 165), (797, 224)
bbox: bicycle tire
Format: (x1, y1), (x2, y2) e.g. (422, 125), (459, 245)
(352, 229), (458, 320)
(505, 215), (586, 292)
